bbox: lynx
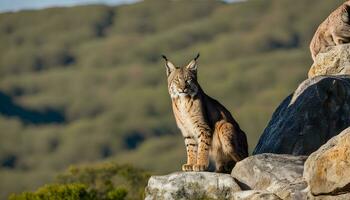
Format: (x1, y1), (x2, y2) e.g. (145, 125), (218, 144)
(310, 1), (350, 62)
(162, 54), (248, 173)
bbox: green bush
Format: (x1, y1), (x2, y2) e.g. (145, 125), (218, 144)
(8, 163), (143, 200)
(107, 188), (128, 200)
(57, 162), (149, 200)
(9, 183), (97, 200)
(9, 185), (128, 200)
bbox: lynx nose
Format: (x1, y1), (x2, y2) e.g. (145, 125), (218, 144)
(179, 88), (188, 93)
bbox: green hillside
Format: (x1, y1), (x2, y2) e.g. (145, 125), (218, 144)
(0, 0), (345, 198)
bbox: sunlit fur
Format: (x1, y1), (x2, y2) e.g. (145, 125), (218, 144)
(163, 55), (248, 173)
(310, 1), (350, 63)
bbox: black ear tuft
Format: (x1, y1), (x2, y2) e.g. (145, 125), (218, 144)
(161, 55), (168, 61)
(194, 53), (200, 61)
(343, 4), (350, 23)
(345, 4), (350, 13)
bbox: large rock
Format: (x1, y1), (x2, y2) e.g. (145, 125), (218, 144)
(145, 172), (241, 200)
(231, 154), (307, 199)
(309, 44), (350, 78)
(304, 127), (350, 196)
(254, 76), (350, 155)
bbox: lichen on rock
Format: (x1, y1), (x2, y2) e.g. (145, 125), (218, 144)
(145, 172), (241, 200)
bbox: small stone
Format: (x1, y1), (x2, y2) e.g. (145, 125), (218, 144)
(233, 190), (282, 200)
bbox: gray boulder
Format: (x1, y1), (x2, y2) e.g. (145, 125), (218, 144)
(231, 154), (307, 199)
(304, 127), (350, 196)
(145, 172), (241, 200)
(254, 76), (350, 155)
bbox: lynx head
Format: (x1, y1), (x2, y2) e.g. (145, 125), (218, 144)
(162, 53), (200, 99)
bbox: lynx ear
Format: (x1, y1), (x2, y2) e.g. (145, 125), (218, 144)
(342, 4), (350, 23)
(162, 55), (176, 76)
(185, 53), (200, 73)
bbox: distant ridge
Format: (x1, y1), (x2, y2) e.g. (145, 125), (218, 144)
(0, 0), (140, 13)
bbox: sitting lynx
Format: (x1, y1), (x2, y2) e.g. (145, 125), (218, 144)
(310, 0), (350, 62)
(162, 54), (248, 173)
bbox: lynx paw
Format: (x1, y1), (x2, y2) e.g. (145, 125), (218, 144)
(193, 164), (207, 172)
(182, 164), (193, 172)
(215, 166), (225, 173)
(215, 166), (231, 173)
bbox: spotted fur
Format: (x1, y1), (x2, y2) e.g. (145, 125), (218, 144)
(310, 1), (350, 64)
(162, 54), (248, 173)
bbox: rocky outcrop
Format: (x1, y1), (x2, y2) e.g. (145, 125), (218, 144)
(146, 29), (350, 200)
(145, 148), (350, 200)
(309, 44), (350, 78)
(253, 76), (350, 156)
(145, 154), (308, 200)
(304, 127), (350, 197)
(232, 154), (307, 200)
(145, 172), (241, 200)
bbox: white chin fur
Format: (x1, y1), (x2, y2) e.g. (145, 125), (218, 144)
(170, 92), (197, 98)
(170, 93), (187, 98)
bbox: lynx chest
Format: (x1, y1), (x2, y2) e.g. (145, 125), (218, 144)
(172, 97), (205, 138)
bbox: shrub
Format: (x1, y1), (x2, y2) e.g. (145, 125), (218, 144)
(9, 183), (97, 200)
(57, 162), (149, 200)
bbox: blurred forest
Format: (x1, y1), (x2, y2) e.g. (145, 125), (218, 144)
(0, 0), (346, 199)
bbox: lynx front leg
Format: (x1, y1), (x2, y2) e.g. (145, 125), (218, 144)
(193, 129), (211, 172)
(182, 136), (197, 171)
